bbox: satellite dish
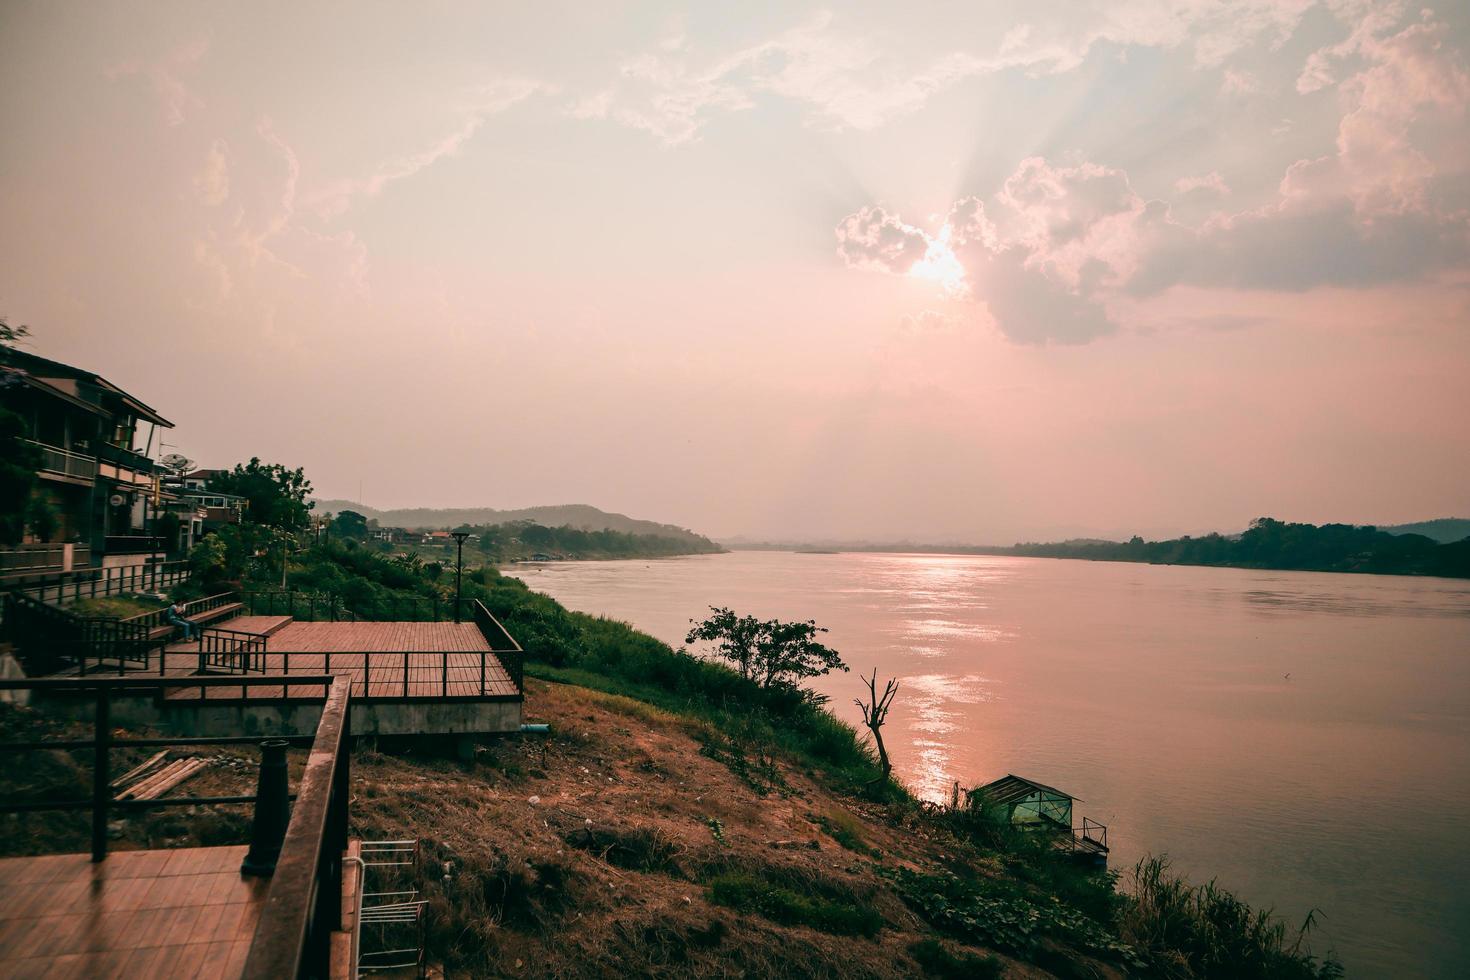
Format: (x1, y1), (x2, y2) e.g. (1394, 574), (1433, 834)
(109, 494), (126, 508)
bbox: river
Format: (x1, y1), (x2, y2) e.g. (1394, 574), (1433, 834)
(512, 550), (1470, 977)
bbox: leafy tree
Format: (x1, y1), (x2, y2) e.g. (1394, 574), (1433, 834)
(208, 458), (314, 529)
(0, 409), (38, 545)
(687, 606), (764, 682)
(0, 316), (39, 545)
(189, 534), (229, 584)
(24, 495), (59, 543)
(753, 617), (846, 690)
(331, 509), (369, 540)
(687, 607), (847, 690)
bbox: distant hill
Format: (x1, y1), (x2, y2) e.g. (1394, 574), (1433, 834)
(312, 500), (716, 547)
(1379, 518), (1470, 544)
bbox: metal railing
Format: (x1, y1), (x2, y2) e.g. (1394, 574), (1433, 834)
(25, 438), (98, 480)
(195, 626), (269, 674)
(1, 560), (190, 606)
(1076, 816), (1109, 851)
(242, 676), (352, 980)
(0, 542), (92, 575)
(242, 590), (356, 622)
(473, 598), (524, 691)
(96, 441), (157, 475)
(2, 591), (152, 675)
(102, 535), (164, 555)
(124, 589), (240, 632)
(0, 673), (341, 862)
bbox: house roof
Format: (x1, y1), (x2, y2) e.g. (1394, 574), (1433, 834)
(2, 349), (173, 427)
(973, 773), (1078, 806)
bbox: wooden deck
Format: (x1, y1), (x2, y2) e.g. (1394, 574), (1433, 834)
(0, 846), (267, 979)
(160, 620), (519, 700)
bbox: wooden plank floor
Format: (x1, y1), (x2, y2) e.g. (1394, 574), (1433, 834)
(159, 621), (518, 700)
(0, 845), (267, 979)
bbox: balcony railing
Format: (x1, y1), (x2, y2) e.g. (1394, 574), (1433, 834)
(25, 438), (97, 481)
(103, 535), (164, 555)
(96, 441), (155, 474)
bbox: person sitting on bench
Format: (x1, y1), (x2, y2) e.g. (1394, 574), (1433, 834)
(165, 601), (198, 641)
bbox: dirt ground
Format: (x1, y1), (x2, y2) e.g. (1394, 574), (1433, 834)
(349, 679), (1068, 979)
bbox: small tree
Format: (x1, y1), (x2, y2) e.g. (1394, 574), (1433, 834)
(25, 495), (59, 543)
(753, 617), (846, 690)
(686, 606), (766, 682)
(189, 535), (228, 584)
(331, 509), (369, 540)
(854, 669), (900, 782)
(208, 458), (314, 529)
(687, 607), (847, 690)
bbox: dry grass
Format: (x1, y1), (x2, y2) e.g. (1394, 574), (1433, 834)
(348, 679), (1043, 978)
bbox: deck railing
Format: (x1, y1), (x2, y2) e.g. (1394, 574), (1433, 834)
(473, 598), (524, 692)
(0, 673), (342, 861)
(1, 559), (190, 606)
(0, 674), (353, 979)
(2, 591), (152, 675)
(1076, 816), (1108, 851)
(242, 590), (356, 622)
(242, 677), (353, 980)
(195, 626), (269, 674)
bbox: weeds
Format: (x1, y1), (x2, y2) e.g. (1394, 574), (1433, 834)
(815, 809), (879, 857)
(1119, 856), (1343, 980)
(884, 866), (1140, 967)
(696, 728), (791, 798)
(566, 824), (682, 875)
(706, 871), (883, 938)
(908, 938), (1004, 979)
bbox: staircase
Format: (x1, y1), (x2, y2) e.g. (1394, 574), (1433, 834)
(0, 591), (247, 676)
(1, 592), (154, 675)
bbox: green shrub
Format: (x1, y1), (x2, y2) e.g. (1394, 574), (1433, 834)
(908, 938), (1003, 979)
(706, 871), (882, 938)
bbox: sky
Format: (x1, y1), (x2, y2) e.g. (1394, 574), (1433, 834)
(1, 0), (1467, 543)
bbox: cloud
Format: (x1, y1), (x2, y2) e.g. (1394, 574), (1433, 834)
(1285, 11), (1470, 218)
(107, 37), (209, 127)
(579, 2), (1331, 145)
(837, 158), (1139, 344)
(305, 79), (544, 217)
(1174, 171), (1230, 196)
(837, 7), (1470, 343)
(193, 138), (230, 206)
(834, 205), (931, 274)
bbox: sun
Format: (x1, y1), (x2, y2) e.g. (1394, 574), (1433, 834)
(907, 224), (967, 296)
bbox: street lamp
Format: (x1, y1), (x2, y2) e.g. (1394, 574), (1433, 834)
(451, 531), (471, 623)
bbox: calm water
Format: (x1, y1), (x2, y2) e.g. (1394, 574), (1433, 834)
(514, 551), (1470, 978)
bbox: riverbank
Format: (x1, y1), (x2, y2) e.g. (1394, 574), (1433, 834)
(349, 676), (1339, 978)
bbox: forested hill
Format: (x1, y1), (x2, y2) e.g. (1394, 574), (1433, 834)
(1379, 517), (1470, 544)
(1009, 517), (1470, 578)
(469, 520), (724, 561)
(312, 500), (713, 547)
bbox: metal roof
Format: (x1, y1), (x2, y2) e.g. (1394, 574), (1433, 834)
(973, 773), (1079, 807)
(3, 349), (173, 427)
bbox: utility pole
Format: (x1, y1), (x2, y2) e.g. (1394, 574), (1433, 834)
(451, 531), (471, 623)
